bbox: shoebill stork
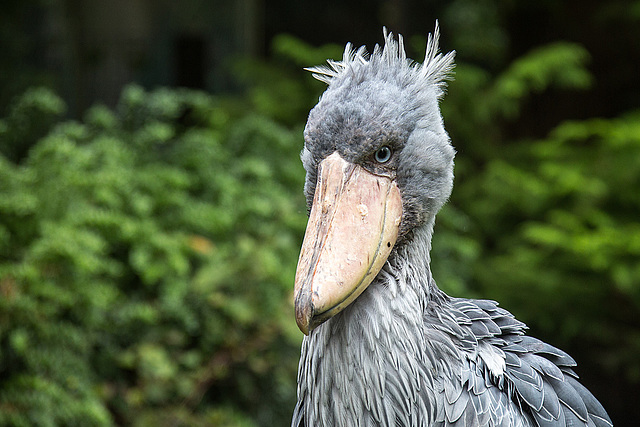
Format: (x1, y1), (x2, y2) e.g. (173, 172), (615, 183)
(291, 24), (612, 427)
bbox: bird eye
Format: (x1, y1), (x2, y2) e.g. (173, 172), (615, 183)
(374, 146), (392, 163)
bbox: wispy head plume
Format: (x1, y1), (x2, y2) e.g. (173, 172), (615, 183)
(305, 21), (455, 99)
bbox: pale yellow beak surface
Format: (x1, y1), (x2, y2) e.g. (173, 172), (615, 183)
(294, 152), (403, 335)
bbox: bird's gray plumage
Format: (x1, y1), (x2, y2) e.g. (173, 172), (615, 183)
(293, 23), (612, 427)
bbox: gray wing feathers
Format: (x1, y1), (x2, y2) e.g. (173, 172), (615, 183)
(565, 376), (613, 427)
(439, 298), (612, 427)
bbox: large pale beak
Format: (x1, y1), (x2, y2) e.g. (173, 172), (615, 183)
(294, 152), (403, 335)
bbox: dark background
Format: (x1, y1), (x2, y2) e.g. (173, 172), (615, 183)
(4, 1), (639, 120)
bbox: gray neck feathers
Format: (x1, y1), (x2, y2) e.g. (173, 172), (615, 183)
(296, 221), (445, 426)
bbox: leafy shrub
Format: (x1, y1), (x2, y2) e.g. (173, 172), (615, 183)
(0, 84), (308, 426)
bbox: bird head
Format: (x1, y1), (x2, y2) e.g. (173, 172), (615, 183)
(295, 24), (456, 335)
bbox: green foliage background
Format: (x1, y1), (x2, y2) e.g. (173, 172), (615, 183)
(1, 17), (639, 427)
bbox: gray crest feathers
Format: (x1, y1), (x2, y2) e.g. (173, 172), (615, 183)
(305, 21), (456, 99)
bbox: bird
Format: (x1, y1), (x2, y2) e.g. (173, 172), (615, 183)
(291, 23), (613, 427)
